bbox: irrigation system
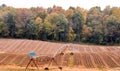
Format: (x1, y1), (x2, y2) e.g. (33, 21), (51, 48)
(25, 43), (77, 70)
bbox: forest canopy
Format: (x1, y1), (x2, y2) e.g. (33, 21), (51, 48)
(0, 4), (120, 45)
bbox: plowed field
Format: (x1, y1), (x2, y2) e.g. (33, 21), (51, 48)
(0, 39), (120, 68)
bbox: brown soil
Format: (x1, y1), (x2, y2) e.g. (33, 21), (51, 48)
(0, 39), (120, 70)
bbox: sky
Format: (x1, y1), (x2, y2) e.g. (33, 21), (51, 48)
(0, 0), (120, 10)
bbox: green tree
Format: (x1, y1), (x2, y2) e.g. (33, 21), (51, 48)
(5, 10), (16, 37)
(24, 19), (38, 39)
(43, 12), (68, 41)
(54, 13), (68, 41)
(68, 27), (76, 41)
(105, 16), (120, 44)
(86, 6), (104, 44)
(0, 21), (9, 37)
(72, 12), (84, 41)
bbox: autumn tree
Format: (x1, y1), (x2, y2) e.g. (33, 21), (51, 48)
(43, 12), (68, 41)
(105, 15), (120, 44)
(68, 27), (76, 41)
(0, 21), (9, 37)
(15, 8), (32, 27)
(72, 10), (84, 41)
(86, 6), (104, 44)
(4, 9), (16, 37)
(0, 4), (119, 45)
(103, 6), (111, 15)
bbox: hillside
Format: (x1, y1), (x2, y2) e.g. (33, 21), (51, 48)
(0, 39), (120, 70)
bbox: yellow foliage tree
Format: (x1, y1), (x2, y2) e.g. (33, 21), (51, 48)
(68, 27), (76, 41)
(82, 25), (92, 40)
(111, 7), (120, 22)
(35, 17), (43, 30)
(76, 7), (87, 23)
(35, 17), (42, 24)
(65, 9), (74, 20)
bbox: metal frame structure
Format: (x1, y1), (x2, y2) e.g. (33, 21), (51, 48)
(25, 43), (77, 70)
(25, 57), (39, 71)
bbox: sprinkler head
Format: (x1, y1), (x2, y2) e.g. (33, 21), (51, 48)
(58, 67), (62, 70)
(44, 67), (49, 70)
(60, 52), (64, 55)
(70, 52), (74, 56)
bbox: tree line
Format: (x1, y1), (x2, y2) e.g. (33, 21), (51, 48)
(0, 4), (120, 45)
